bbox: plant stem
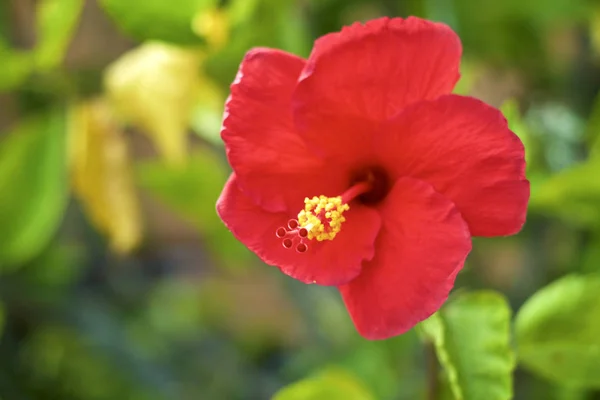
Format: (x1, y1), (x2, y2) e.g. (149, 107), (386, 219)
(426, 341), (439, 400)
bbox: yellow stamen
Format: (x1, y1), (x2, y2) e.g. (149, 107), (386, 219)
(297, 195), (349, 241)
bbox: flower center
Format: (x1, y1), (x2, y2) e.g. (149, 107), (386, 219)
(349, 165), (391, 205)
(275, 181), (372, 253)
(298, 195), (349, 241)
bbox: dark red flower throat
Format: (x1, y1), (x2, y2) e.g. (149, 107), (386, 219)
(349, 165), (391, 205)
(275, 165), (391, 253)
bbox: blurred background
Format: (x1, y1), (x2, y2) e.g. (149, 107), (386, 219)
(1, 0), (599, 399)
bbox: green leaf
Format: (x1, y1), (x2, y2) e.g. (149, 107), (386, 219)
(528, 160), (600, 227)
(272, 367), (375, 400)
(420, 291), (515, 400)
(136, 149), (252, 267)
(0, 39), (33, 92)
(515, 274), (600, 388)
(0, 111), (69, 268)
(35, 0), (85, 70)
(99, 0), (218, 45)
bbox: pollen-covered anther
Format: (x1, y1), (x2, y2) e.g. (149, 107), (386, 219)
(297, 195), (349, 242)
(273, 196), (350, 252)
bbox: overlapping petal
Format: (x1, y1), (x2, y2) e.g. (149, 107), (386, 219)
(339, 177), (472, 340)
(376, 95), (529, 237)
(293, 17), (462, 158)
(217, 175), (382, 286)
(222, 48), (344, 212)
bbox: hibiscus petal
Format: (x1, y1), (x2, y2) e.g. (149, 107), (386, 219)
(339, 177), (472, 340)
(222, 48), (340, 212)
(293, 16), (461, 158)
(377, 94), (530, 237)
(217, 174), (382, 286)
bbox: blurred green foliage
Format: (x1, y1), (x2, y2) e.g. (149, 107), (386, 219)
(2, 0), (600, 399)
(36, 0), (84, 71)
(272, 368), (375, 400)
(0, 41), (32, 92)
(420, 292), (515, 400)
(136, 150), (253, 267)
(99, 0), (217, 45)
(0, 112), (68, 269)
(516, 274), (600, 388)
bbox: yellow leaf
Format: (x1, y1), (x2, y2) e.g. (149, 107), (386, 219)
(68, 99), (142, 253)
(192, 8), (229, 49)
(104, 43), (203, 166)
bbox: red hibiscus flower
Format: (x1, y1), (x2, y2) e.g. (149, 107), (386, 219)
(216, 16), (529, 340)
